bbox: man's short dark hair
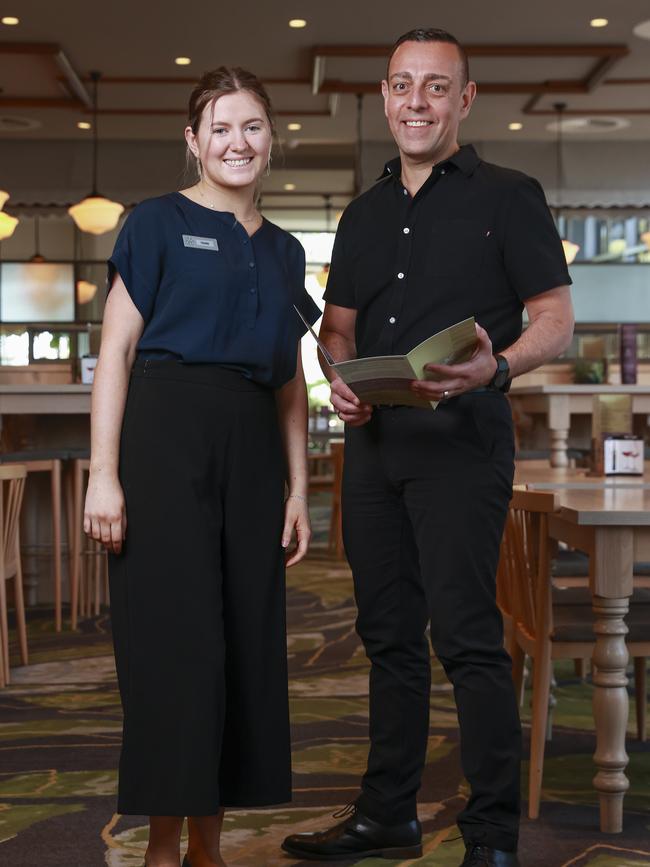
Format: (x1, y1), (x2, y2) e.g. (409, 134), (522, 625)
(387, 28), (469, 88)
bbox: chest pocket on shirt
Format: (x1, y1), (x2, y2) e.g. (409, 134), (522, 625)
(426, 218), (490, 280)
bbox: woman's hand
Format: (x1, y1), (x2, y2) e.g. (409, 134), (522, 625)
(84, 473), (127, 555)
(282, 494), (311, 567)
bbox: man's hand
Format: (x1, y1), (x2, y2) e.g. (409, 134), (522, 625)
(330, 377), (373, 426)
(410, 324), (497, 402)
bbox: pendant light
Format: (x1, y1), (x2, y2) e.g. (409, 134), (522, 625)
(68, 71), (124, 235)
(0, 189), (19, 241)
(553, 102), (580, 265)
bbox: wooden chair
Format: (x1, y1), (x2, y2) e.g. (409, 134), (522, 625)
(498, 488), (650, 819)
(0, 450), (64, 631)
(0, 464), (28, 686)
(308, 441), (344, 558)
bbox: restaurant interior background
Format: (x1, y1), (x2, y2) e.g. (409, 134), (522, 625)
(0, 1), (649, 865)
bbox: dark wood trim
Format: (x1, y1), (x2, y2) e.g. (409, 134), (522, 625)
(75, 76), (312, 86)
(0, 97), (84, 108)
(83, 107), (331, 117)
(603, 78), (650, 85)
(0, 41), (60, 55)
(312, 43), (629, 58)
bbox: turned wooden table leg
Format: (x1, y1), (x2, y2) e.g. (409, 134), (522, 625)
(591, 595), (630, 832)
(590, 525), (633, 834)
(550, 428), (570, 468)
(548, 395), (570, 468)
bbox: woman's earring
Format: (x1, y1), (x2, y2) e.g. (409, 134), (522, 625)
(265, 151), (272, 177)
(196, 156), (202, 177)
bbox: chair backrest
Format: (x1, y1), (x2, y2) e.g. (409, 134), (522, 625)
(498, 488), (557, 642)
(0, 464), (27, 581)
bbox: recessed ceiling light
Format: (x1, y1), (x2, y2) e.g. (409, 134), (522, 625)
(590, 17), (608, 28)
(77, 121), (91, 130)
(633, 18), (650, 40)
(1, 16), (19, 25)
(284, 183), (296, 191)
(289, 19), (307, 28)
(287, 122), (302, 131)
(508, 122), (523, 131)
(175, 56), (191, 66)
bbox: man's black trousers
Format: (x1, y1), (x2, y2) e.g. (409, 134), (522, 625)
(342, 391), (521, 852)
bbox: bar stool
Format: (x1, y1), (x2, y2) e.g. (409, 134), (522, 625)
(0, 464), (28, 686)
(308, 441), (344, 558)
(68, 452), (108, 629)
(0, 449), (65, 631)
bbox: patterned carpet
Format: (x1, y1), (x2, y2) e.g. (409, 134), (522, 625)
(0, 519), (649, 866)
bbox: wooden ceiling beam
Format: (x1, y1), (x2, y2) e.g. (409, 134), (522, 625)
(312, 43), (629, 59)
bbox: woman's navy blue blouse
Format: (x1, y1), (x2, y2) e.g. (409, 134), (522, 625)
(107, 192), (321, 388)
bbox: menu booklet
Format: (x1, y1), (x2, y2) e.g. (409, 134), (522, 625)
(295, 307), (477, 409)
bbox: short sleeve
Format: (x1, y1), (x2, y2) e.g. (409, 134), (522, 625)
(322, 206), (357, 309)
(502, 175), (572, 301)
(107, 201), (163, 322)
(288, 237), (322, 335)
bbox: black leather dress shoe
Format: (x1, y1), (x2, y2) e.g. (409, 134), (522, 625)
(281, 806), (422, 861)
(181, 858), (191, 867)
(460, 843), (520, 866)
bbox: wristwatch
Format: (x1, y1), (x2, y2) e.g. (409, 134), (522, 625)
(489, 354), (511, 392)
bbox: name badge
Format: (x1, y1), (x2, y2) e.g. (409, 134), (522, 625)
(182, 234), (219, 251)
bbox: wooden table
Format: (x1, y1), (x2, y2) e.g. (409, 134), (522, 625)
(508, 385), (650, 468)
(515, 469), (650, 833)
(514, 460), (650, 490)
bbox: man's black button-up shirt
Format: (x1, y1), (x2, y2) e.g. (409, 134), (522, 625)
(323, 144), (571, 358)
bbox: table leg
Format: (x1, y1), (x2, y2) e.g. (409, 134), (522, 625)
(591, 594), (630, 833)
(550, 428), (570, 468)
(548, 394), (570, 468)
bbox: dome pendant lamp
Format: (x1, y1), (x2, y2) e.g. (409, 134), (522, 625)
(0, 189), (19, 240)
(68, 71), (124, 235)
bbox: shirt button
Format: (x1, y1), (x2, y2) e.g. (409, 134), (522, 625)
(250, 288), (256, 294)
(249, 261), (255, 268)
(397, 272), (404, 279)
(440, 168), (446, 175)
(389, 316), (396, 324)
(403, 227), (410, 234)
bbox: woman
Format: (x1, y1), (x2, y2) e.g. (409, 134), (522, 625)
(84, 67), (321, 867)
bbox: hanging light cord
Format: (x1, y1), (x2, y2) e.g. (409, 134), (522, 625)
(90, 71), (101, 196)
(553, 101), (566, 223)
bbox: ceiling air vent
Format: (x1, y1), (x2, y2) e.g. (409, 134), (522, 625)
(0, 115), (41, 132)
(546, 116), (629, 134)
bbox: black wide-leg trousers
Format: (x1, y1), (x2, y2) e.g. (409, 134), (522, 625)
(109, 360), (291, 816)
(343, 392), (521, 852)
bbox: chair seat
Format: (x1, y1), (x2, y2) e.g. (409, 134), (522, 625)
(552, 585), (650, 643)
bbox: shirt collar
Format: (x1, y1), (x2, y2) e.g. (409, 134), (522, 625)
(377, 143), (480, 181)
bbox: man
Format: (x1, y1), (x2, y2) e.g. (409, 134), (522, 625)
(283, 27), (574, 867)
